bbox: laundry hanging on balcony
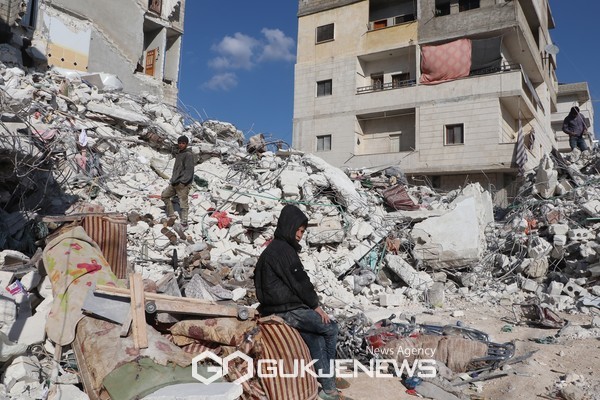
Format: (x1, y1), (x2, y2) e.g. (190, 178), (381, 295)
(420, 36), (502, 84)
(420, 38), (471, 84)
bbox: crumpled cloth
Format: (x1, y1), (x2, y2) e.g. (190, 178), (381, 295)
(43, 226), (122, 345)
(211, 210), (232, 229)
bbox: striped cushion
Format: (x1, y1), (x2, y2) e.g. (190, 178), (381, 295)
(81, 215), (128, 279)
(257, 321), (319, 400)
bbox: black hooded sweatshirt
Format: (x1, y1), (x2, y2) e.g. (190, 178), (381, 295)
(254, 204), (319, 315)
(562, 107), (587, 137)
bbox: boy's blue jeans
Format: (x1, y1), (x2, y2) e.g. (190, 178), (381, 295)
(277, 308), (339, 392)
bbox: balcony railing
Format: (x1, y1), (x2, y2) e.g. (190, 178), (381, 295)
(357, 79), (417, 94)
(357, 63), (521, 94)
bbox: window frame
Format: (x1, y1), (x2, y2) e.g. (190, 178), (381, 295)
(371, 73), (384, 91)
(445, 123), (464, 145)
(392, 73), (411, 88)
(316, 79), (333, 97)
(316, 23), (334, 44)
(317, 135), (332, 152)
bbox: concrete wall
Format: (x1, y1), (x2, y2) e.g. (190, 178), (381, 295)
(32, 0), (184, 105)
(52, 0), (143, 63)
(0, 0), (22, 26)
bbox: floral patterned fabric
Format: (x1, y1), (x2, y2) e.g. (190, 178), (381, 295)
(43, 226), (121, 345)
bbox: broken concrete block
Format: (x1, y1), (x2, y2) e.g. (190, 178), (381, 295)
(524, 257), (549, 279)
(534, 154), (558, 199)
(385, 255), (432, 290)
(4, 355), (40, 383)
(0, 331), (27, 362)
(553, 234), (567, 246)
(562, 279), (590, 298)
(581, 199), (600, 217)
(379, 293), (404, 307)
(307, 216), (344, 244)
(568, 229), (594, 242)
(231, 288), (247, 301)
(546, 281), (565, 296)
(143, 382), (243, 400)
(411, 184), (492, 269)
(11, 296), (52, 345)
(549, 224), (569, 235)
(241, 211), (273, 228)
(549, 295), (574, 311)
(521, 278), (541, 293)
(528, 237), (552, 259)
(47, 384), (90, 400)
(350, 220), (374, 240)
(426, 282), (445, 308)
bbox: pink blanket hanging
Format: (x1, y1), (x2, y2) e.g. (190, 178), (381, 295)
(420, 38), (472, 84)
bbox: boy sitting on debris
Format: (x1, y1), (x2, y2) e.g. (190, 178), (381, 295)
(161, 135), (194, 227)
(254, 204), (352, 400)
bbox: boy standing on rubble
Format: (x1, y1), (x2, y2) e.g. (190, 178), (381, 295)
(254, 204), (352, 400)
(562, 106), (589, 152)
(161, 135), (194, 227)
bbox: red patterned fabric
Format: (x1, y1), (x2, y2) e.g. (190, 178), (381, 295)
(420, 39), (472, 84)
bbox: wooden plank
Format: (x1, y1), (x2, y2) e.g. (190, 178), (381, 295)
(129, 274), (148, 349)
(96, 284), (257, 319)
(96, 285), (214, 304)
(152, 297), (255, 319)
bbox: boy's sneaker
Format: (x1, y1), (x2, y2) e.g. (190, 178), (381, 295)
(318, 389), (353, 400)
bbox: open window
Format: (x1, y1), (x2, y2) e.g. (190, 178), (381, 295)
(369, 0), (416, 29)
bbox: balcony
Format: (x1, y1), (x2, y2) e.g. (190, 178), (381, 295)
(357, 79), (417, 94)
(357, 63), (521, 95)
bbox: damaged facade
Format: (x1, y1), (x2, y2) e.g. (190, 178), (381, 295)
(1, 2), (600, 400)
(22, 0), (185, 105)
(293, 0), (594, 193)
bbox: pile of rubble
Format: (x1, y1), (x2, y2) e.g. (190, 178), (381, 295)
(1, 45), (600, 399)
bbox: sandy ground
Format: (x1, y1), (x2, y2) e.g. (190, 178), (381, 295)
(334, 300), (600, 400)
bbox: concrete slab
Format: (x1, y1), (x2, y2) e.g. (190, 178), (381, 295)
(142, 383), (243, 399)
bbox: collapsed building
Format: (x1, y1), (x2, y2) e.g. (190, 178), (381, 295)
(0, 56), (600, 399)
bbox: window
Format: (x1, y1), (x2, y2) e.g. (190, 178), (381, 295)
(445, 124), (464, 145)
(148, 0), (162, 15)
(371, 74), (383, 90)
(317, 79), (332, 97)
(392, 73), (410, 88)
(373, 19), (387, 29)
(317, 135), (332, 151)
(459, 0), (480, 12)
(435, 0), (450, 16)
(395, 14), (415, 24)
(316, 23), (334, 43)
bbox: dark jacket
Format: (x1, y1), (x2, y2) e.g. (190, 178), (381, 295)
(254, 205), (319, 315)
(563, 107), (587, 137)
(170, 148), (194, 185)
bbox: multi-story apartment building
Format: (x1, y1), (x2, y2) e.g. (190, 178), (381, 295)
(21, 0), (185, 105)
(552, 82), (595, 152)
(293, 0), (571, 191)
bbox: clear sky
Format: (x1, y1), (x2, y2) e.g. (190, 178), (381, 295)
(178, 0), (599, 146)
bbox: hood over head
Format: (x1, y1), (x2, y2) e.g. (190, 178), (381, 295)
(274, 204), (308, 251)
(569, 106), (580, 117)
